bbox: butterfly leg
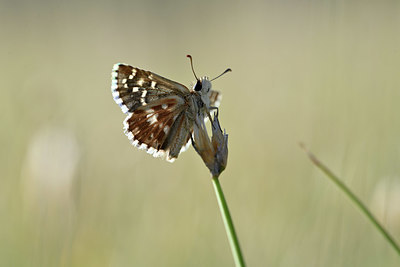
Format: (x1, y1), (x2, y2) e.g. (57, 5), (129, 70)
(209, 106), (219, 117)
(204, 106), (218, 124)
(209, 106), (219, 113)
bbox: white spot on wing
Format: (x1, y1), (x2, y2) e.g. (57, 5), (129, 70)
(139, 143), (148, 150)
(111, 81), (118, 90)
(140, 90), (147, 105)
(113, 63), (122, 71)
(147, 147), (155, 155)
(112, 91), (119, 99)
(166, 156), (176, 163)
(121, 105), (129, 113)
(147, 115), (157, 125)
(153, 150), (166, 158)
(127, 132), (134, 140)
(123, 114), (131, 127)
(214, 94), (222, 107)
(162, 104), (168, 109)
(163, 125), (170, 134)
(180, 138), (192, 153)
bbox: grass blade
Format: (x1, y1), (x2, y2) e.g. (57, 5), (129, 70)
(299, 143), (400, 256)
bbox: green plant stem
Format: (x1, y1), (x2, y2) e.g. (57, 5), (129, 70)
(300, 143), (400, 256)
(212, 176), (246, 267)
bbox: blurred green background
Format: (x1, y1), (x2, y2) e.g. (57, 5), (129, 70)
(2, 0), (400, 266)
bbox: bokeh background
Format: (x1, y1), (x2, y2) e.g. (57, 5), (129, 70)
(2, 0), (400, 266)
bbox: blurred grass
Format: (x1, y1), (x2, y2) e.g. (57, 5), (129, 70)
(301, 143), (400, 256)
(1, 0), (400, 266)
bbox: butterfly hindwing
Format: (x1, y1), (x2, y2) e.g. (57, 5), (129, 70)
(209, 90), (222, 108)
(123, 95), (190, 161)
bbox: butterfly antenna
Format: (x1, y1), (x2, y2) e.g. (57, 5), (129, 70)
(211, 68), (232, 81)
(186, 55), (199, 80)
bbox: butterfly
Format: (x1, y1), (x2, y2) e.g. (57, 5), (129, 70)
(111, 55), (231, 162)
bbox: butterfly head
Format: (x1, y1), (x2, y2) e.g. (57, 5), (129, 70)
(193, 77), (212, 94)
(193, 77), (212, 108)
(186, 54), (231, 108)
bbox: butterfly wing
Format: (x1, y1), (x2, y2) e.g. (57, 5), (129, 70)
(112, 64), (193, 162)
(111, 63), (190, 114)
(209, 90), (222, 108)
(123, 95), (193, 162)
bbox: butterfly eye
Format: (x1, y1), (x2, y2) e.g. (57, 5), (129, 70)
(194, 80), (202, 91)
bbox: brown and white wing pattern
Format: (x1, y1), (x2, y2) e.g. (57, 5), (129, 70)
(111, 63), (193, 162)
(111, 64), (190, 113)
(123, 96), (192, 162)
